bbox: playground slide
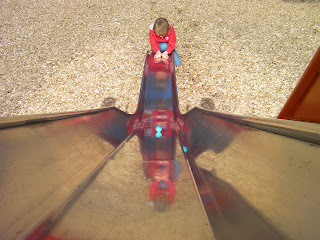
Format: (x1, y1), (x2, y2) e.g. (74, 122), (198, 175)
(0, 53), (320, 240)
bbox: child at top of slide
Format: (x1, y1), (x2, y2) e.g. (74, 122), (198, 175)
(149, 18), (181, 66)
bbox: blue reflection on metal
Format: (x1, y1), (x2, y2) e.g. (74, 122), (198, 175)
(155, 132), (162, 138)
(155, 125), (162, 132)
(183, 146), (188, 153)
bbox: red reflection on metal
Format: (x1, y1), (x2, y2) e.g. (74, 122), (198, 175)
(59, 108), (130, 146)
(132, 54), (179, 211)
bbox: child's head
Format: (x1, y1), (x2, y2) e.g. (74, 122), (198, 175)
(153, 195), (169, 212)
(153, 180), (170, 212)
(154, 18), (169, 36)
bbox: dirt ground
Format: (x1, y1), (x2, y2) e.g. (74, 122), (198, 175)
(1, 0), (320, 118)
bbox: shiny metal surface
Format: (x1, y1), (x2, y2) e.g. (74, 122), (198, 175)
(177, 108), (320, 240)
(46, 136), (213, 240)
(0, 109), (130, 239)
(1, 52), (320, 240)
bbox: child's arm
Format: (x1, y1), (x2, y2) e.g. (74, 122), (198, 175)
(149, 30), (160, 53)
(165, 26), (177, 54)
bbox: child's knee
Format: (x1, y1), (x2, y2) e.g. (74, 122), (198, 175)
(159, 43), (168, 52)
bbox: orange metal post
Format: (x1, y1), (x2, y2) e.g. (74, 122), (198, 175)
(278, 47), (320, 123)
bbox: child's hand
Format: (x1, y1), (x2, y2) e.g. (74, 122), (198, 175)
(154, 50), (162, 59)
(162, 51), (169, 59)
(154, 57), (168, 64)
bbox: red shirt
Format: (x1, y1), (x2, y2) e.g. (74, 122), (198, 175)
(149, 22), (177, 54)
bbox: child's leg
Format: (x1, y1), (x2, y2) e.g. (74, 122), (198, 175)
(173, 50), (181, 66)
(158, 42), (181, 66)
(158, 42), (168, 53)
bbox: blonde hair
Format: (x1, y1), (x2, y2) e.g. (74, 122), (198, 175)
(154, 18), (169, 36)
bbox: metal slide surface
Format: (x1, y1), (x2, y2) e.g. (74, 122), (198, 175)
(0, 53), (320, 240)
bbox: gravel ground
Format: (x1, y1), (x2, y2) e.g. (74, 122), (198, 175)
(1, 0), (319, 118)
